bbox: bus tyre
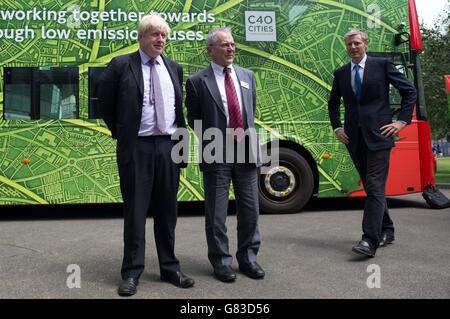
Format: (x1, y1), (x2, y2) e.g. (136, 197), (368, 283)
(259, 148), (314, 214)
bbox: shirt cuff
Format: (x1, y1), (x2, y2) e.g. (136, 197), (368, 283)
(334, 127), (343, 132)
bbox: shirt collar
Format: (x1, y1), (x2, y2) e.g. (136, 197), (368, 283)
(351, 54), (367, 69)
(211, 62), (234, 75)
(139, 49), (162, 65)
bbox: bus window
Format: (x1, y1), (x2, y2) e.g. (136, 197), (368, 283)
(39, 68), (79, 119)
(4, 68), (32, 120)
(368, 52), (409, 117)
(388, 64), (407, 116)
(88, 67), (106, 119)
(3, 67), (79, 120)
(414, 54), (427, 120)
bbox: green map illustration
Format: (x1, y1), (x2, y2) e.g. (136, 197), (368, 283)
(0, 0), (410, 205)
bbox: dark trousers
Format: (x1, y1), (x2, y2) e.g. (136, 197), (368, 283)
(118, 136), (180, 280)
(203, 164), (261, 268)
(349, 132), (395, 248)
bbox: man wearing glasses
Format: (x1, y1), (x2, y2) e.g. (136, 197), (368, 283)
(185, 27), (265, 282)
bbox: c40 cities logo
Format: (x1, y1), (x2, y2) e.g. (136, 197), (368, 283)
(245, 11), (276, 42)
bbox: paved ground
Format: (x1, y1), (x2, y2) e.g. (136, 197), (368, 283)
(0, 190), (449, 299)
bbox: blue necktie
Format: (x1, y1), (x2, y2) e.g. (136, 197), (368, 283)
(354, 64), (361, 100)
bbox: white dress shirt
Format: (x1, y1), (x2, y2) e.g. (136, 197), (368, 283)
(138, 49), (176, 136)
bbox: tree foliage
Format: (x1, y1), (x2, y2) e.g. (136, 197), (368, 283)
(419, 7), (450, 139)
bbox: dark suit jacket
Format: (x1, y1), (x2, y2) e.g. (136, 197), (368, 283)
(185, 64), (261, 171)
(328, 56), (417, 153)
(98, 50), (186, 166)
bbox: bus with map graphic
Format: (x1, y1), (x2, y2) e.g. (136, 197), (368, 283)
(0, 0), (436, 213)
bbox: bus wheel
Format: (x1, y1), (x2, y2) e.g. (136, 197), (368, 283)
(259, 148), (314, 214)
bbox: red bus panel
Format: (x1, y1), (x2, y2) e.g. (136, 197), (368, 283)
(348, 120), (434, 197)
(409, 0), (423, 52)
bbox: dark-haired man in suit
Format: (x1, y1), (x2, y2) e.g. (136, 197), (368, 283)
(328, 29), (416, 257)
(99, 14), (194, 296)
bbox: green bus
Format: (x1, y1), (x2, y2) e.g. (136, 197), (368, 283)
(0, 0), (435, 213)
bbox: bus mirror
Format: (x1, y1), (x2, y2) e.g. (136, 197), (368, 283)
(395, 32), (410, 46)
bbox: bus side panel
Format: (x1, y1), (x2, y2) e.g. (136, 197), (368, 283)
(386, 122), (421, 195)
(349, 122), (422, 197)
(417, 121), (436, 189)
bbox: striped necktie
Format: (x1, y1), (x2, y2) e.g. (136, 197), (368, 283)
(223, 67), (244, 142)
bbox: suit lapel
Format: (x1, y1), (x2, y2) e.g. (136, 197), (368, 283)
(360, 56), (372, 99)
(342, 63), (356, 100)
(129, 51), (144, 96)
(342, 62), (365, 104)
(203, 65), (227, 116)
(161, 55), (181, 103)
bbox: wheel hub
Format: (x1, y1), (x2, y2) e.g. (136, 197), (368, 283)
(264, 166), (296, 198)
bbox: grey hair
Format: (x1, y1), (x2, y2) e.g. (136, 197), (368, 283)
(344, 29), (369, 43)
(138, 14), (171, 37)
(206, 27), (232, 46)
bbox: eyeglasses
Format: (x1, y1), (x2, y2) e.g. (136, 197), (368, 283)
(211, 43), (236, 49)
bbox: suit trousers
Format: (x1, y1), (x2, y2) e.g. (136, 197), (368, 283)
(349, 130), (395, 248)
(203, 164), (261, 268)
(118, 136), (180, 280)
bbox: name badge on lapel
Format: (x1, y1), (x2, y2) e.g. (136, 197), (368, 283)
(240, 81), (249, 89)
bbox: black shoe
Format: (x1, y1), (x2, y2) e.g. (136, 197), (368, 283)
(118, 278), (138, 296)
(379, 232), (395, 247)
(161, 271), (195, 288)
(352, 240), (376, 257)
(239, 262), (265, 279)
(213, 265), (236, 282)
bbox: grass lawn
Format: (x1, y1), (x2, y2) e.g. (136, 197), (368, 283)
(436, 157), (450, 184)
